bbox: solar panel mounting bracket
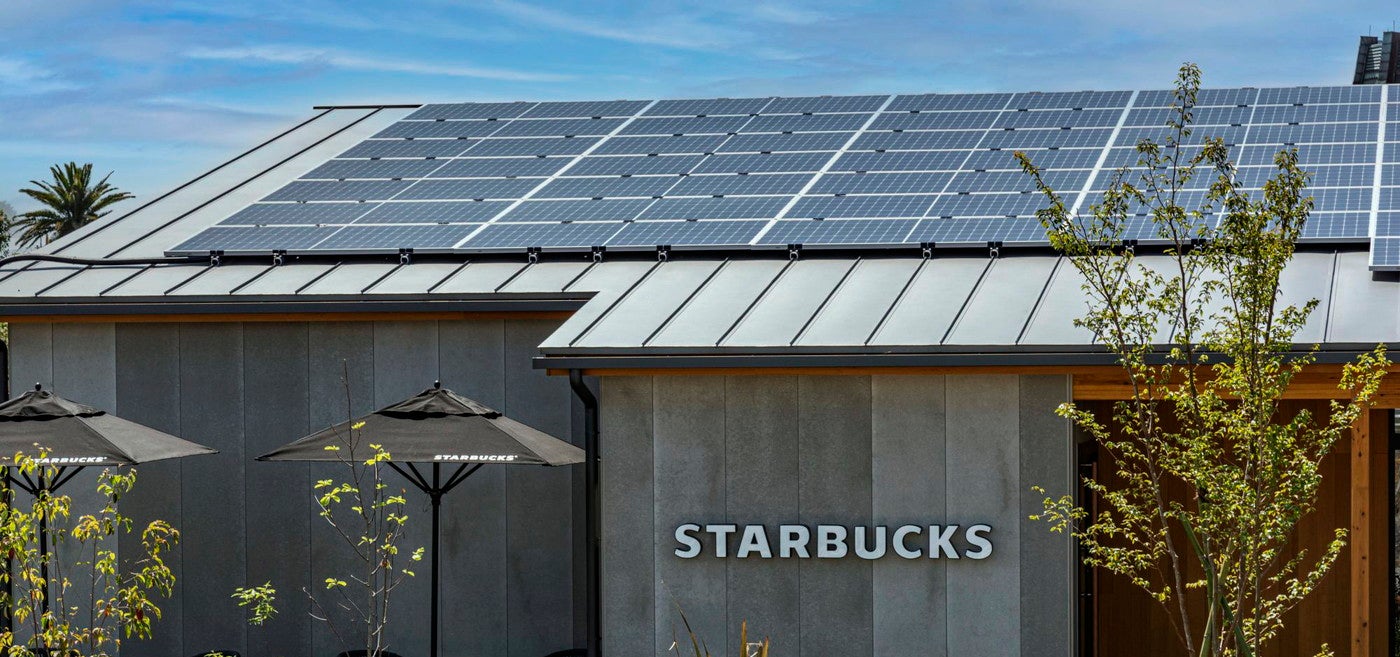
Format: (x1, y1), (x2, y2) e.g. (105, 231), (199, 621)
(656, 245), (671, 262)
(787, 244), (802, 261)
(398, 248), (414, 265)
(987, 241), (1002, 259)
(591, 246), (606, 263)
(527, 247), (542, 264)
(272, 250), (287, 267)
(207, 251), (224, 267)
(920, 242), (935, 259)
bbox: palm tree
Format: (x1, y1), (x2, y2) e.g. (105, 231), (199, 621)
(14, 163), (133, 249)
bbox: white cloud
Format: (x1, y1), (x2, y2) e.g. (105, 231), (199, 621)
(0, 56), (79, 95)
(484, 0), (743, 50)
(185, 44), (573, 82)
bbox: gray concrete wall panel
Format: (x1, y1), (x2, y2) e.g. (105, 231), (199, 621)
(178, 323), (248, 656)
(115, 324), (184, 657)
(797, 375), (874, 657)
(871, 374), (947, 655)
(503, 319), (578, 656)
(945, 375), (1020, 657)
(723, 376), (800, 651)
(599, 376), (656, 656)
(1018, 376), (1073, 657)
(652, 376), (727, 654)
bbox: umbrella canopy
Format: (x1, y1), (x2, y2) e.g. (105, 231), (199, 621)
(257, 381), (582, 657)
(256, 383), (583, 466)
(0, 384), (217, 467)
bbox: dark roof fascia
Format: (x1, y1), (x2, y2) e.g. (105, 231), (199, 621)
(0, 293), (592, 317)
(532, 346), (1388, 370)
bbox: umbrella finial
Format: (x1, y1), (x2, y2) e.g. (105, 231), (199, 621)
(33, 383), (41, 392)
(434, 380), (441, 390)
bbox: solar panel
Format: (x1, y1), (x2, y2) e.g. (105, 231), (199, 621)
(719, 132), (852, 153)
(304, 159), (443, 180)
(871, 111), (1004, 131)
(395, 178), (541, 200)
(341, 140), (473, 159)
(594, 135), (728, 155)
(169, 86), (1396, 260)
(759, 218), (920, 245)
(463, 221), (624, 249)
(493, 118), (626, 137)
(743, 113), (871, 132)
(888, 93), (1010, 112)
(406, 102), (534, 120)
(218, 203), (370, 226)
(788, 195), (938, 219)
(466, 137), (600, 157)
(667, 173), (812, 197)
(521, 100), (649, 118)
(501, 199), (652, 222)
(809, 172), (953, 195)
(358, 201), (510, 223)
(608, 220), (768, 246)
(621, 116), (751, 136)
(567, 155), (705, 176)
(533, 176), (679, 199)
(264, 180), (412, 202)
(1369, 236), (1400, 269)
(640, 196), (791, 220)
(762, 95), (886, 114)
(427, 157), (572, 178)
(853, 130), (987, 151)
(693, 152), (833, 174)
(374, 121), (503, 139)
(643, 97), (774, 116)
(316, 224), (479, 250)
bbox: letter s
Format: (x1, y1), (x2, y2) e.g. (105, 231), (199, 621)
(964, 524), (993, 560)
(675, 524), (702, 558)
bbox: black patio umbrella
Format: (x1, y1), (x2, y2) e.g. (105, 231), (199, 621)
(0, 384), (218, 616)
(257, 381), (584, 657)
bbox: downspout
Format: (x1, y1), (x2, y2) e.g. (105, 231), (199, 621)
(568, 369), (601, 657)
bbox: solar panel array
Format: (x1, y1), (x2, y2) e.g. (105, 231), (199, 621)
(167, 85), (1400, 269)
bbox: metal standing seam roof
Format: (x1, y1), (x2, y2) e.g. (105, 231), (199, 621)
(0, 100), (1394, 367)
(531, 250), (1398, 364)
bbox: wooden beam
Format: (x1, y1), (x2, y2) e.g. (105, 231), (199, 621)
(1072, 368), (1400, 404)
(1351, 409), (1389, 657)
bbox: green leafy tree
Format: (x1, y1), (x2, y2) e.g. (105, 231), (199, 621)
(1019, 64), (1388, 657)
(14, 163), (132, 249)
(0, 450), (179, 657)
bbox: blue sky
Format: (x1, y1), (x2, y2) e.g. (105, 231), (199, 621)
(1, 0), (1396, 212)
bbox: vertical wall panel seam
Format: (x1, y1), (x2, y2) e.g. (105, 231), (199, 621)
(868, 375), (875, 657)
(176, 324), (185, 657)
(650, 375), (659, 654)
(722, 375), (730, 653)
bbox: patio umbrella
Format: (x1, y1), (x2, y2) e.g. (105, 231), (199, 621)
(257, 381), (584, 657)
(0, 383), (219, 615)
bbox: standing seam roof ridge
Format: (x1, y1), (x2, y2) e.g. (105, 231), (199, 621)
(425, 261), (473, 294)
(1322, 251), (1340, 343)
(227, 265), (277, 295)
(491, 262), (534, 293)
(559, 261), (599, 293)
(99, 264), (154, 296)
(33, 265), (91, 297)
(714, 258), (795, 348)
(108, 108), (387, 259)
(789, 259), (862, 346)
(938, 257), (997, 345)
(640, 259), (729, 348)
(568, 260), (662, 347)
(863, 258), (928, 346)
(1015, 256), (1067, 345)
(359, 263), (405, 294)
(161, 263), (222, 295)
(294, 262), (342, 294)
(51, 108), (334, 257)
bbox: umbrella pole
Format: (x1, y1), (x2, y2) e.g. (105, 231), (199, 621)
(430, 463), (441, 657)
